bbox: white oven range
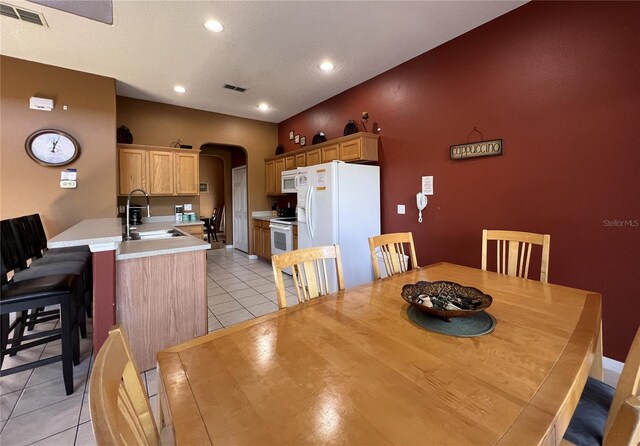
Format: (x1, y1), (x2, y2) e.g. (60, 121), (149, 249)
(269, 217), (296, 275)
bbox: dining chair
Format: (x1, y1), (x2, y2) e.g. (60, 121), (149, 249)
(481, 229), (551, 283)
(201, 208), (218, 243)
(368, 232), (418, 279)
(481, 228), (604, 380)
(563, 327), (640, 446)
(271, 245), (345, 309)
(90, 325), (161, 446)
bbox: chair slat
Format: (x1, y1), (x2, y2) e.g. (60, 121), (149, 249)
(481, 229), (551, 283)
(368, 233), (419, 280)
(272, 245), (345, 308)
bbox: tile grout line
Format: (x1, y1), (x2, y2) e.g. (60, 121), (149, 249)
(72, 346), (94, 446)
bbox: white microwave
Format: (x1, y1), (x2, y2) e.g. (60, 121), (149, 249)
(281, 169), (297, 194)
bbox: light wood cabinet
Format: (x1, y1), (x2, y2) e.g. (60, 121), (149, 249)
(179, 224), (203, 238)
(265, 160), (277, 195)
(295, 153), (306, 167)
(252, 219), (272, 260)
(306, 149), (321, 166)
(339, 135), (378, 162)
(148, 150), (174, 195)
(284, 156), (295, 170)
(118, 144), (200, 196)
(263, 133), (379, 194)
(175, 152), (199, 195)
(118, 148), (147, 195)
(321, 144), (339, 163)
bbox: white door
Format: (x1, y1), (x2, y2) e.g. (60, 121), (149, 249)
(232, 166), (248, 252)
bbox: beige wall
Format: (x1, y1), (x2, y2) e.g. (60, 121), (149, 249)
(199, 155), (224, 219)
(0, 56), (117, 236)
(116, 96), (277, 248)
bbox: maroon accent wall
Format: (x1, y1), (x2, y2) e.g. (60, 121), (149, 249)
(278, 2), (640, 361)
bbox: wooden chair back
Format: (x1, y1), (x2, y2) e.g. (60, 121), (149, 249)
(481, 229), (551, 282)
(368, 232), (418, 280)
(90, 326), (160, 446)
(604, 328), (640, 445)
(271, 245), (345, 309)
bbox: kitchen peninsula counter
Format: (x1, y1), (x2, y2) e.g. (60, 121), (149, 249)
(48, 218), (209, 260)
(48, 217), (209, 368)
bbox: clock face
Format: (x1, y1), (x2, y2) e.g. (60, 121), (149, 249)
(25, 129), (80, 166)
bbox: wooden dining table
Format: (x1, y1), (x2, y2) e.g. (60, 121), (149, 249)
(156, 262), (601, 445)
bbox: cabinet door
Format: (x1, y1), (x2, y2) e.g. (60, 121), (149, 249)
(148, 150), (174, 195)
(175, 152), (199, 195)
(252, 223), (263, 256)
(295, 153), (306, 167)
(306, 149), (321, 166)
(339, 139), (362, 161)
(274, 158), (286, 195)
(265, 160), (276, 195)
(284, 156), (295, 170)
(293, 225), (298, 250)
(119, 148), (146, 195)
(321, 144), (339, 163)
(263, 227), (272, 259)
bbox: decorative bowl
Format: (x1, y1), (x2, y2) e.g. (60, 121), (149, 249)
(401, 281), (492, 322)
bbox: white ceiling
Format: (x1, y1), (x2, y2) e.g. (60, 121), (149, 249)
(1, 1), (526, 123)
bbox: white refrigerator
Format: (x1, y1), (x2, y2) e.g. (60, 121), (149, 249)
(296, 161), (380, 289)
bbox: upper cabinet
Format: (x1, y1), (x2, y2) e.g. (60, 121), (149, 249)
(118, 148), (147, 195)
(118, 144), (200, 196)
(264, 133), (379, 196)
(174, 152), (199, 195)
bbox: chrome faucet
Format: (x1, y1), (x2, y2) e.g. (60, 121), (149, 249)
(125, 188), (151, 240)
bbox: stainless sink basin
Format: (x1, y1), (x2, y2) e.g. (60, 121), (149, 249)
(127, 229), (185, 240)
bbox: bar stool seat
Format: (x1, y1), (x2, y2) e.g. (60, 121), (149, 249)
(1, 272), (80, 395)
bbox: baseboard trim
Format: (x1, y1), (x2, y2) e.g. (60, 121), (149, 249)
(603, 356), (624, 374)
(225, 244), (234, 250)
(248, 255), (258, 260)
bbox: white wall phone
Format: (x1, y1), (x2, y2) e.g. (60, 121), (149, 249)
(416, 192), (427, 223)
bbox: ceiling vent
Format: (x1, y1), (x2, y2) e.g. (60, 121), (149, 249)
(223, 83), (247, 93)
(0, 2), (47, 26)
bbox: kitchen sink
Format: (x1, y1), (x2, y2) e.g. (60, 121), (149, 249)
(127, 229), (185, 240)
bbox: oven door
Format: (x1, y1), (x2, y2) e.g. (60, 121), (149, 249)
(270, 222), (293, 275)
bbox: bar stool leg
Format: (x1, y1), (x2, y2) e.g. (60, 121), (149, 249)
(1, 313), (9, 368)
(60, 295), (75, 395)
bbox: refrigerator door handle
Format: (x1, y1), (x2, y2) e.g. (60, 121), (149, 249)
(308, 185), (315, 239)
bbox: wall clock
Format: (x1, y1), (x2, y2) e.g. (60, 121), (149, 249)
(25, 129), (80, 166)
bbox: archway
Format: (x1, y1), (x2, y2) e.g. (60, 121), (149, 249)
(199, 143), (248, 251)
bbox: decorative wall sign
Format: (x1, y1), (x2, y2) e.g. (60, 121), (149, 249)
(289, 131), (294, 140)
(300, 136), (306, 146)
(450, 139), (502, 160)
(294, 134), (300, 144)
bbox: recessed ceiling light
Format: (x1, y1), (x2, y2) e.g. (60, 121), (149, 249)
(173, 85), (186, 93)
(204, 20), (224, 32)
(320, 62), (334, 71)
(257, 103), (270, 111)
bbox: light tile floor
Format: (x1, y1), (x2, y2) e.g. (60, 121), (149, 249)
(0, 247), (622, 444)
(0, 247), (296, 445)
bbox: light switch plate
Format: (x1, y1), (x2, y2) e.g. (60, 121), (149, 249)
(118, 205), (125, 214)
(184, 204), (192, 211)
(397, 204), (405, 214)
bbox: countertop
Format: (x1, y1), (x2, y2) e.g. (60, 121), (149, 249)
(251, 211), (297, 225)
(48, 217), (209, 260)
